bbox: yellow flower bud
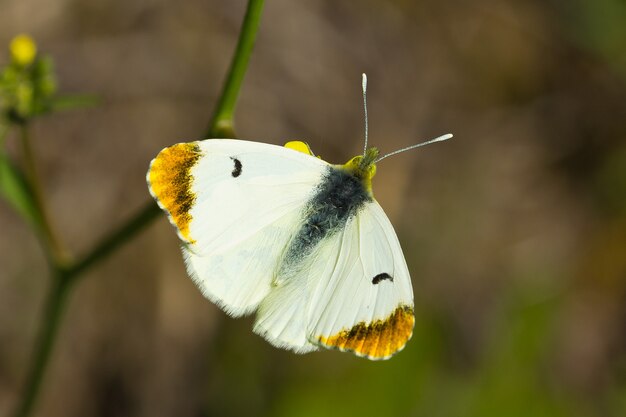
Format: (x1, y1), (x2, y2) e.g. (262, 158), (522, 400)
(9, 34), (37, 66)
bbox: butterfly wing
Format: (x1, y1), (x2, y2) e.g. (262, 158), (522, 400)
(253, 200), (414, 359)
(307, 200), (414, 359)
(147, 139), (328, 316)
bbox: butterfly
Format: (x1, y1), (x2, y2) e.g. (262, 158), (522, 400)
(146, 74), (451, 359)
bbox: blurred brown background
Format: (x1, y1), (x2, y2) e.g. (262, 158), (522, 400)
(1, 0), (626, 416)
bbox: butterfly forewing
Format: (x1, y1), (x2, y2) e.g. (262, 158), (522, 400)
(148, 139), (328, 316)
(306, 201), (414, 359)
(253, 201), (414, 359)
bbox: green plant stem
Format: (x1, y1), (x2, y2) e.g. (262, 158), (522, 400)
(13, 1), (266, 416)
(207, 0), (265, 138)
(64, 201), (161, 284)
(13, 277), (71, 417)
(19, 125), (70, 266)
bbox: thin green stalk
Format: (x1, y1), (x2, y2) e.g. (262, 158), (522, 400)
(19, 125), (70, 266)
(13, 1), (266, 416)
(64, 201), (161, 284)
(13, 277), (71, 417)
(207, 0), (265, 138)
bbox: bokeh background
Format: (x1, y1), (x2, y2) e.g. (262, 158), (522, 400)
(1, 0), (626, 416)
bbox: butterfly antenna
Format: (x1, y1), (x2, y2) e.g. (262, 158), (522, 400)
(362, 73), (369, 156)
(375, 133), (453, 162)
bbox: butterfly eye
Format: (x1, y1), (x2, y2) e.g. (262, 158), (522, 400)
(372, 273), (392, 284)
(230, 157), (242, 177)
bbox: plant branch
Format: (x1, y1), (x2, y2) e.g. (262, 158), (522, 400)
(12, 278), (70, 417)
(19, 125), (70, 266)
(64, 201), (161, 284)
(207, 0), (265, 138)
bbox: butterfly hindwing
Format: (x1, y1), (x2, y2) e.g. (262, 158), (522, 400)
(148, 139), (328, 316)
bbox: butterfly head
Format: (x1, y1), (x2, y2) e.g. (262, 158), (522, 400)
(342, 147), (379, 193)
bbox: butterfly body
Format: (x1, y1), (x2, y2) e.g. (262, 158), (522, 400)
(280, 162), (372, 277)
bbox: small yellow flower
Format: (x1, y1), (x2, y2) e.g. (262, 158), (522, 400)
(9, 34), (37, 66)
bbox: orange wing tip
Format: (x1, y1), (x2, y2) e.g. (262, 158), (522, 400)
(147, 142), (202, 243)
(316, 305), (415, 360)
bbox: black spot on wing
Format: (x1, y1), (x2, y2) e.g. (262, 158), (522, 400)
(230, 157), (242, 177)
(372, 273), (393, 285)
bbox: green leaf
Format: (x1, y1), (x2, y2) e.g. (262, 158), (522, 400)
(0, 151), (41, 229)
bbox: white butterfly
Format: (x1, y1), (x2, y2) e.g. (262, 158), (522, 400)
(147, 74), (451, 359)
